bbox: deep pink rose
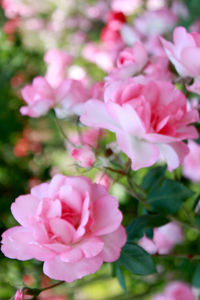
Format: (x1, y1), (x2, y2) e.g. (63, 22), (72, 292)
(161, 26), (200, 78)
(14, 290), (23, 300)
(81, 79), (199, 170)
(1, 175), (126, 282)
(14, 289), (31, 300)
(20, 77), (88, 118)
(182, 140), (200, 182)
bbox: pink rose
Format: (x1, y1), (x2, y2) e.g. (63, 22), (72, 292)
(111, 0), (141, 16)
(153, 222), (183, 254)
(14, 290), (23, 300)
(1, 175), (126, 282)
(14, 289), (31, 300)
(71, 146), (96, 168)
(108, 42), (148, 80)
(139, 222), (183, 255)
(82, 43), (114, 72)
(182, 140), (200, 182)
(67, 128), (102, 150)
(160, 26), (200, 78)
(2, 0), (35, 18)
(165, 282), (195, 300)
(95, 172), (113, 190)
(152, 281), (195, 300)
(20, 77), (88, 118)
(44, 49), (73, 88)
(81, 79), (199, 171)
(134, 8), (177, 36)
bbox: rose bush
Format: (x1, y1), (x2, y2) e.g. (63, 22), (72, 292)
(81, 79), (199, 170)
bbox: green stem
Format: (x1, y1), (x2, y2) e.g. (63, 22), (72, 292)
(40, 280), (65, 292)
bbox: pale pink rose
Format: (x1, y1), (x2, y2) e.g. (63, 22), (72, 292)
(171, 1), (188, 19)
(24, 18), (44, 31)
(134, 8), (177, 36)
(108, 41), (148, 80)
(86, 1), (109, 19)
(82, 43), (114, 72)
(144, 56), (172, 82)
(68, 65), (89, 86)
(81, 128), (103, 148)
(139, 222), (183, 255)
(182, 140), (200, 182)
(71, 146), (96, 168)
(2, 0), (35, 18)
(145, 35), (167, 57)
(161, 27), (200, 78)
(120, 24), (140, 46)
(67, 128), (102, 150)
(81, 79), (199, 171)
(95, 172), (113, 190)
(138, 235), (157, 255)
(90, 82), (105, 101)
(153, 222), (183, 254)
(20, 77), (55, 118)
(111, 0), (141, 15)
(20, 77), (88, 118)
(44, 49), (73, 88)
(1, 175), (126, 282)
(152, 282), (195, 300)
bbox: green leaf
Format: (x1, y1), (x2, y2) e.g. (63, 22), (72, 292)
(118, 243), (156, 276)
(147, 179), (193, 214)
(142, 167), (165, 192)
(195, 212), (200, 227)
(126, 214), (168, 241)
(193, 193), (200, 211)
(115, 262), (127, 293)
(192, 264), (200, 288)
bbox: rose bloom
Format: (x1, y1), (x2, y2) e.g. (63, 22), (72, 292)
(108, 41), (148, 80)
(20, 77), (88, 118)
(71, 146), (96, 168)
(161, 26), (200, 78)
(44, 49), (73, 88)
(152, 281), (195, 300)
(1, 175), (126, 282)
(81, 79), (199, 171)
(134, 8), (177, 36)
(139, 222), (183, 255)
(182, 140), (200, 182)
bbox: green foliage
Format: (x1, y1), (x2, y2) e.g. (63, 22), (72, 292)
(118, 244), (156, 276)
(147, 179), (193, 214)
(192, 264), (200, 288)
(127, 214), (168, 242)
